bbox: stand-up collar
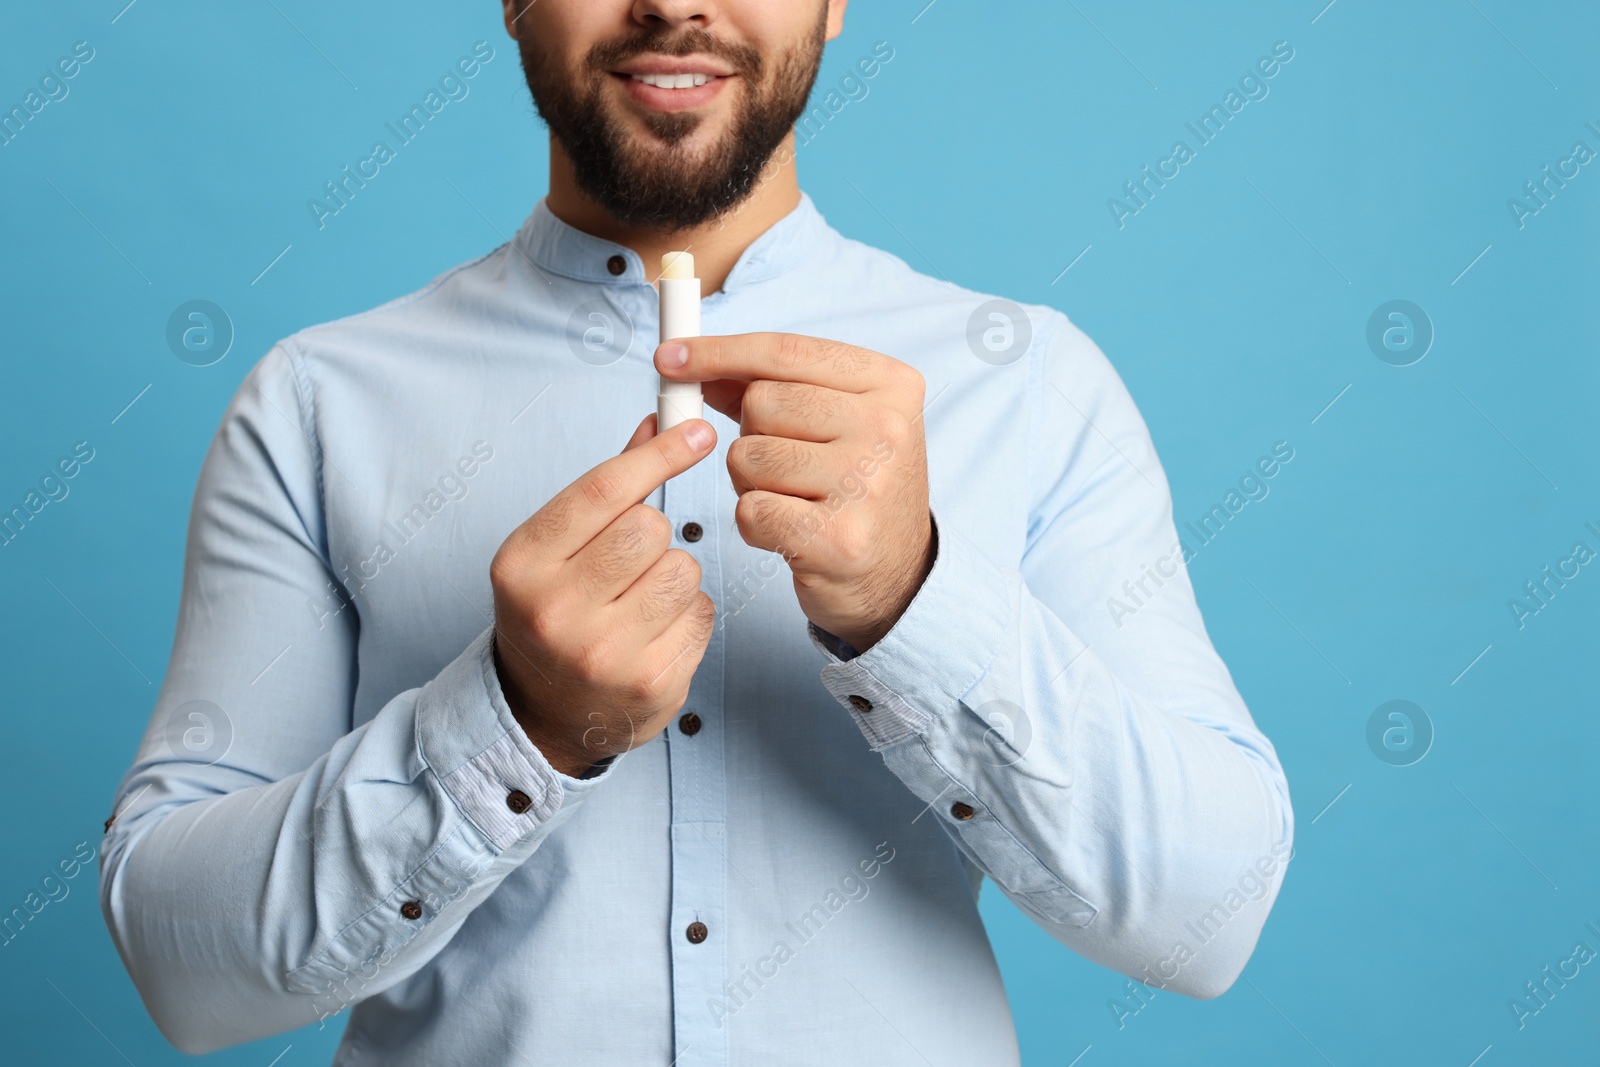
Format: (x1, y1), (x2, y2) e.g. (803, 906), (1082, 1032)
(513, 191), (828, 292)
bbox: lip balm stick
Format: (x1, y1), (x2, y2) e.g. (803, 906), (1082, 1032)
(657, 251), (703, 432)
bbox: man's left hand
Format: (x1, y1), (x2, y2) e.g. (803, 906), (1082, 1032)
(655, 333), (934, 653)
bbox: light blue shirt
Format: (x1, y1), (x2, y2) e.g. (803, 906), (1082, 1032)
(101, 191), (1293, 1065)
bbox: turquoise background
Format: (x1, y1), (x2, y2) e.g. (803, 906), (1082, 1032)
(3, 1), (1596, 1063)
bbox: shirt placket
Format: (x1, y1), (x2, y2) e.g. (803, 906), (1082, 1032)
(660, 356), (729, 1067)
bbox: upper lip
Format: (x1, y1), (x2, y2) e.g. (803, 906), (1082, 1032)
(613, 56), (735, 78)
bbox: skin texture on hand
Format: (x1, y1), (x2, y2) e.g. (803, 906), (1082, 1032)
(655, 332), (935, 652)
(489, 415), (719, 777)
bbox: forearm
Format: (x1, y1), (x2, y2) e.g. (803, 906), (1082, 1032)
(101, 628), (603, 1053)
(815, 520), (1292, 997)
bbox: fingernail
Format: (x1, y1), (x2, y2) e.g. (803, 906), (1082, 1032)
(683, 421), (713, 450)
(658, 343), (688, 370)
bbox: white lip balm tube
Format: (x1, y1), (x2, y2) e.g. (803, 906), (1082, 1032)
(657, 250), (703, 432)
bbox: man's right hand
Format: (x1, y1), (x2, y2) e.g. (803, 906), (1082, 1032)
(489, 415), (718, 777)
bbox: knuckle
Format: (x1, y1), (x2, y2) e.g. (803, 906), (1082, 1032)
(524, 603), (562, 648)
(662, 547), (703, 588)
(581, 469), (625, 510)
(743, 378), (775, 419)
(644, 506), (674, 547)
(732, 496), (756, 539)
(834, 520), (873, 568)
(727, 435), (754, 474)
(895, 359), (925, 394)
(621, 504), (671, 550)
(871, 406), (911, 444)
(488, 545), (519, 594)
(734, 492), (768, 533)
(692, 592), (716, 635)
(625, 673), (659, 705)
(574, 637), (614, 682)
(774, 333), (810, 369)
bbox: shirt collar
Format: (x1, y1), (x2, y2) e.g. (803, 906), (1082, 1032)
(514, 190), (827, 292)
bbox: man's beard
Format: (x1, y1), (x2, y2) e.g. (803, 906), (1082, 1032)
(517, 15), (827, 231)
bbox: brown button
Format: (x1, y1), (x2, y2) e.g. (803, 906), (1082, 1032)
(606, 254), (626, 276)
(950, 802), (975, 821)
(686, 920), (708, 944)
(681, 521), (703, 543)
(400, 900), (423, 920)
(506, 789), (533, 815)
(679, 712), (703, 736)
(103, 815), (115, 834)
(847, 694), (873, 714)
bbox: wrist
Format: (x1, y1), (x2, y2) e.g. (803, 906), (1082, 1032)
(491, 635), (597, 778)
(841, 512), (938, 653)
(518, 722), (600, 780)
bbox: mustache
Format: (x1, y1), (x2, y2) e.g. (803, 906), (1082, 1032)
(587, 26), (763, 78)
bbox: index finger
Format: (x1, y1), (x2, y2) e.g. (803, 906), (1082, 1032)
(518, 418), (716, 562)
(656, 332), (894, 393)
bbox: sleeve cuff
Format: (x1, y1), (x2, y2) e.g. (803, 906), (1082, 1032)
(414, 626), (618, 851)
(812, 508), (1015, 751)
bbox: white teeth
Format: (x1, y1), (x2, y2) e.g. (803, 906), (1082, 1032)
(631, 72), (713, 89)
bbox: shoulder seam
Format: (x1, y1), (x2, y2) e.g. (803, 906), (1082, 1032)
(286, 242), (511, 339)
(278, 338), (329, 555)
(1025, 311), (1071, 542)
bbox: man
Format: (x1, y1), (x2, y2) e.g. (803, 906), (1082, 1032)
(101, 1), (1293, 1063)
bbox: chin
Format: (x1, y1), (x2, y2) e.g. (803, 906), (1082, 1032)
(623, 114), (727, 161)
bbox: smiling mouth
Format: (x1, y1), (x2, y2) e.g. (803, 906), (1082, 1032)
(629, 72), (717, 89)
(609, 62), (735, 115)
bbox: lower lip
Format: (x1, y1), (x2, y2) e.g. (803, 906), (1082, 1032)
(615, 73), (729, 113)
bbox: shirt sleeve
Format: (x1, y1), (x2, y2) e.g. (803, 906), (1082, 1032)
(97, 343), (617, 1055)
(809, 314), (1294, 1000)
